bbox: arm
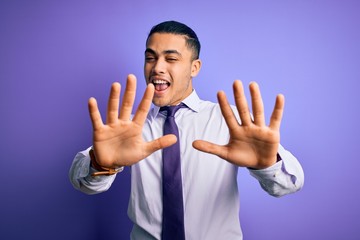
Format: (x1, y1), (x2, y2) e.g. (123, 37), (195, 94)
(193, 80), (304, 195)
(249, 144), (304, 197)
(69, 147), (117, 195)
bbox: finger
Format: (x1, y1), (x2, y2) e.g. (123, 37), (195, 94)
(233, 80), (252, 126)
(192, 140), (228, 159)
(88, 97), (104, 130)
(269, 94), (285, 131)
(217, 91), (240, 131)
(106, 82), (121, 124)
(145, 134), (177, 155)
(132, 83), (154, 125)
(249, 82), (265, 126)
(119, 74), (137, 120)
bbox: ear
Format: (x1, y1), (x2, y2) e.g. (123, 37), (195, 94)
(190, 59), (202, 77)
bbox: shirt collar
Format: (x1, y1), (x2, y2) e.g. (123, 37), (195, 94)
(151, 89), (201, 119)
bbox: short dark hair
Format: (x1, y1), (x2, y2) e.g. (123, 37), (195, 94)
(146, 20), (201, 60)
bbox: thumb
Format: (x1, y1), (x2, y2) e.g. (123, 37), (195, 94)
(145, 134), (177, 155)
(192, 140), (227, 159)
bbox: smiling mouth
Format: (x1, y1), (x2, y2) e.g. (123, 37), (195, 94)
(152, 79), (170, 91)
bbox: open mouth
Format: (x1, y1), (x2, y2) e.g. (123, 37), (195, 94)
(152, 79), (170, 92)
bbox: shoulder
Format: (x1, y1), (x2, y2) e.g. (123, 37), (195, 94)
(198, 99), (237, 114)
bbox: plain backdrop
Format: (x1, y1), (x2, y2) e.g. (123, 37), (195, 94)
(1, 0), (359, 239)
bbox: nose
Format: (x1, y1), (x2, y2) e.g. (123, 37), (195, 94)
(152, 58), (166, 74)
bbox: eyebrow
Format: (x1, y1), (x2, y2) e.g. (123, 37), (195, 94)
(145, 48), (182, 57)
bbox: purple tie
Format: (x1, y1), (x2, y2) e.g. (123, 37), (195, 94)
(161, 103), (186, 240)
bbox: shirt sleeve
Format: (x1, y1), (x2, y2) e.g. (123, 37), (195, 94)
(68, 147), (117, 195)
(248, 144), (304, 197)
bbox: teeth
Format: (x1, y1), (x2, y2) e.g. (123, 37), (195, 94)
(152, 79), (168, 84)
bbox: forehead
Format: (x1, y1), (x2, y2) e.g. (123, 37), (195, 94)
(146, 33), (190, 55)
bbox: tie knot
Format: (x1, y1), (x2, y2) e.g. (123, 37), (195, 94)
(161, 103), (186, 117)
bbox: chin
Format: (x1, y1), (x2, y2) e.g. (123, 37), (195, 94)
(152, 98), (167, 107)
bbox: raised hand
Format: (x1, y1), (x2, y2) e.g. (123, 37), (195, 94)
(193, 80), (284, 169)
(88, 74), (177, 168)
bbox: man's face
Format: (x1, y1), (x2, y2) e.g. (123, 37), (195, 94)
(144, 33), (201, 107)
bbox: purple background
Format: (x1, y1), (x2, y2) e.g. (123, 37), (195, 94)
(1, 0), (359, 239)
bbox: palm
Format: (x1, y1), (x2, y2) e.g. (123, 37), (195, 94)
(223, 124), (280, 168)
(92, 119), (148, 167)
(88, 74), (176, 168)
(193, 81), (284, 169)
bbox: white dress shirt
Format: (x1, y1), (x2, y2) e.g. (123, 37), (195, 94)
(69, 90), (304, 240)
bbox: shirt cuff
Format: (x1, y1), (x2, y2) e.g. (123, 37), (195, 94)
(248, 144), (305, 195)
(248, 159), (283, 180)
(69, 147), (117, 193)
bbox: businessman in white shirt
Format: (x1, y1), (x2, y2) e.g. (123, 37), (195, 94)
(69, 20), (304, 239)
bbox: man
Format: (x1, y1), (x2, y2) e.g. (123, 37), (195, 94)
(69, 20), (304, 239)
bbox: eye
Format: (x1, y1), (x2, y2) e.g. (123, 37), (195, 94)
(145, 56), (156, 62)
(166, 57), (178, 62)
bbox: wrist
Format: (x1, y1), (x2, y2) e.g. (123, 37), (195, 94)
(248, 153), (282, 170)
(89, 147), (123, 176)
